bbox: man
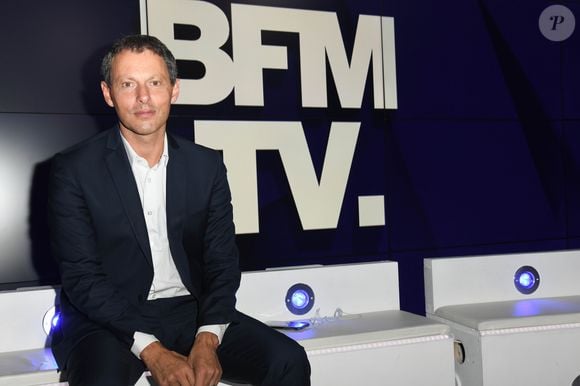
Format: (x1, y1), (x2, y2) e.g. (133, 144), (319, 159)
(48, 34), (310, 386)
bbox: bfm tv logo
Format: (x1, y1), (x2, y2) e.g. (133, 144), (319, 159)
(142, 0), (397, 234)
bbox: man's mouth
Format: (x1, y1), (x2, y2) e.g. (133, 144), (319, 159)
(135, 109), (155, 118)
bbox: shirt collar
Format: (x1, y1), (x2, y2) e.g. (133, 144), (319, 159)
(120, 131), (169, 169)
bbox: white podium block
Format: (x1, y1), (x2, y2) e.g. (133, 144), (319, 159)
(287, 310), (453, 386)
(425, 251), (580, 386)
(238, 261), (455, 386)
(0, 261), (456, 386)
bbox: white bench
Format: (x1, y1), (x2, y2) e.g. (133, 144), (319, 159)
(236, 261), (455, 386)
(0, 288), (238, 386)
(425, 250), (580, 386)
(1, 261), (455, 385)
(0, 288), (62, 385)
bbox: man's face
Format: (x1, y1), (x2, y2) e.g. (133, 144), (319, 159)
(101, 49), (179, 138)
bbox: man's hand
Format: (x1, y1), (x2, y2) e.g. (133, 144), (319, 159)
(141, 341), (195, 386)
(187, 332), (222, 386)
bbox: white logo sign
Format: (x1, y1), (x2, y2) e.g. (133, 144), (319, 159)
(144, 0), (397, 109)
(142, 0), (394, 233)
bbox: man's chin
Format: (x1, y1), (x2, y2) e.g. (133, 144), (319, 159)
(119, 123), (165, 137)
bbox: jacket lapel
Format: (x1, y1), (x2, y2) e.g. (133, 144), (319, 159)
(104, 128), (153, 267)
(166, 134), (192, 288)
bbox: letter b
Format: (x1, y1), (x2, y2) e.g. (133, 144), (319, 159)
(147, 0), (234, 105)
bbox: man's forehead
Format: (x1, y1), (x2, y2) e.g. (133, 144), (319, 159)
(111, 49), (168, 73)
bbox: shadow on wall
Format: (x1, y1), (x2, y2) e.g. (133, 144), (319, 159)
(24, 43), (120, 290)
(29, 157), (59, 287)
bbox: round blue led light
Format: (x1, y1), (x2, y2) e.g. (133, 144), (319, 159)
(514, 266), (540, 294)
(52, 312), (61, 329)
(43, 306), (60, 335)
(291, 289), (310, 309)
(286, 283), (315, 315)
(517, 272), (535, 289)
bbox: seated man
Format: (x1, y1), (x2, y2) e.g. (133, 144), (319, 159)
(48, 34), (310, 386)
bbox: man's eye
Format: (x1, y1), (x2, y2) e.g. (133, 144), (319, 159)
(150, 80), (161, 86)
(121, 82), (134, 88)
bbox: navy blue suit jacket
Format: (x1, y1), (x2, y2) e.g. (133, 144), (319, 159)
(48, 127), (240, 368)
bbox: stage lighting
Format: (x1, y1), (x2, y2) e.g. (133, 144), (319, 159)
(514, 266), (540, 294)
(42, 306), (61, 335)
(286, 283), (315, 315)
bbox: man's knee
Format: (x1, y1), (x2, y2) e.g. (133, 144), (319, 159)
(64, 330), (144, 386)
(268, 337), (311, 384)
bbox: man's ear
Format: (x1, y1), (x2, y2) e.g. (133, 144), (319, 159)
(100, 81), (115, 107)
(170, 79), (180, 104)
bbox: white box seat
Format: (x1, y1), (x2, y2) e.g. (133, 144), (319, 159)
(425, 251), (580, 386)
(282, 309), (454, 385)
(1, 261), (456, 386)
(0, 348), (60, 385)
(435, 295), (580, 330)
(236, 262), (455, 386)
(286, 309), (450, 351)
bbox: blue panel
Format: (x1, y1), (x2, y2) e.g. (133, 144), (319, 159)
(386, 0), (515, 119)
(563, 121), (580, 238)
(565, 237), (580, 250)
(387, 119), (565, 250)
(474, 0), (566, 120)
(562, 2), (580, 119)
(388, 0), (563, 120)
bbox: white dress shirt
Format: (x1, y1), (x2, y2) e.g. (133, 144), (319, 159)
(120, 132), (227, 357)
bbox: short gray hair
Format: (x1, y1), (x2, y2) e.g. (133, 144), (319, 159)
(101, 34), (178, 86)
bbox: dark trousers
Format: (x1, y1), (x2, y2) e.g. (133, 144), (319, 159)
(63, 297), (310, 386)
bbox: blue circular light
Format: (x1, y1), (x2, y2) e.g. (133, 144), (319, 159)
(286, 283), (315, 315)
(51, 313), (61, 329)
(43, 306), (61, 335)
(514, 266), (540, 294)
(518, 272), (534, 288)
(291, 289), (310, 309)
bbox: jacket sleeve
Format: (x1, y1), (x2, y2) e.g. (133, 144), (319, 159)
(196, 154), (241, 326)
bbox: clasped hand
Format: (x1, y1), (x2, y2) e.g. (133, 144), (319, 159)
(141, 332), (222, 386)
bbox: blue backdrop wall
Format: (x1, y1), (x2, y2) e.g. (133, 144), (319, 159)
(0, 0), (578, 315)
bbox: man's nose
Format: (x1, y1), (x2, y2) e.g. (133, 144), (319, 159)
(136, 85), (150, 104)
